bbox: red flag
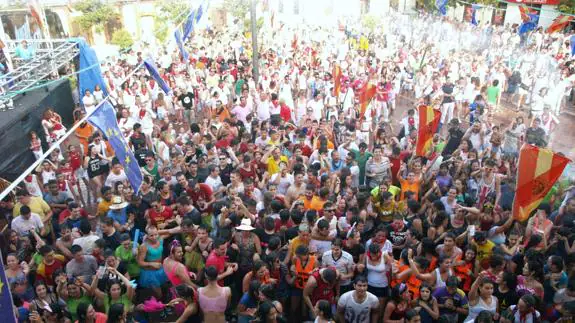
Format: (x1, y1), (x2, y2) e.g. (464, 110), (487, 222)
(358, 82), (376, 120)
(291, 33), (298, 51)
(519, 5), (537, 22)
(415, 105), (441, 156)
(513, 144), (570, 222)
(333, 64), (342, 98)
(546, 15), (574, 34)
(28, 0), (43, 29)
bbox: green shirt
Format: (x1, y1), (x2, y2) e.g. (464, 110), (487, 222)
(486, 86), (500, 104)
(104, 293), (133, 314)
(115, 245), (140, 277)
(67, 295), (91, 322)
(351, 149), (373, 185)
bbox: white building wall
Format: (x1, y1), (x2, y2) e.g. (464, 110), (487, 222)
(369, 0), (390, 15)
(504, 4), (522, 26)
(539, 5), (560, 29)
(121, 4), (139, 38)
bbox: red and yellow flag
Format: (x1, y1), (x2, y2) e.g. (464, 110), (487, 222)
(358, 82), (376, 120)
(513, 144), (570, 222)
(415, 105), (441, 156)
(519, 5), (537, 22)
(546, 15), (574, 34)
(333, 64), (342, 98)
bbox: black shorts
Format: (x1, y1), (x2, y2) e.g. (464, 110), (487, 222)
(367, 285), (389, 298)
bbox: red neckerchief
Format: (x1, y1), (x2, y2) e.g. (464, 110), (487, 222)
(139, 108), (146, 119)
(408, 117), (415, 126)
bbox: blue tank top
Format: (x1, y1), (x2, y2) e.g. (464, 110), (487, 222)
(145, 239), (164, 261)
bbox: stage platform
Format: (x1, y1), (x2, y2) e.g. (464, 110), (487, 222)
(0, 79), (75, 181)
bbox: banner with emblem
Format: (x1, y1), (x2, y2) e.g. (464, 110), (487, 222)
(88, 101), (143, 193)
(513, 144), (570, 222)
(0, 252), (17, 323)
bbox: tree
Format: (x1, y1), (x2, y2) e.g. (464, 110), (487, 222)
(111, 29), (134, 51)
(243, 17), (265, 33)
(559, 0), (575, 14)
(157, 0), (192, 23)
(73, 0), (119, 33)
(154, 0), (192, 43)
(223, 0), (250, 22)
(361, 15), (380, 33)
(154, 19), (169, 44)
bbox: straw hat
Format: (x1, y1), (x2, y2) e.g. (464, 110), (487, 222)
(108, 196), (128, 210)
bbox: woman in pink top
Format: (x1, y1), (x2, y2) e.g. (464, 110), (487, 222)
(198, 266), (231, 323)
(163, 240), (197, 287)
(76, 303), (107, 323)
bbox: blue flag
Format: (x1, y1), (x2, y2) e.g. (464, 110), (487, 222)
(144, 58), (171, 95)
(0, 253), (22, 323)
(571, 35), (575, 56)
(519, 13), (539, 35)
(183, 10), (195, 41)
(195, 4), (203, 23)
(436, 0), (447, 16)
(88, 101), (143, 193)
(471, 4), (480, 26)
(77, 38), (108, 103)
(175, 30), (190, 61)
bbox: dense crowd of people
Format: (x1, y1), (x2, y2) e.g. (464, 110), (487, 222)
(3, 8), (575, 323)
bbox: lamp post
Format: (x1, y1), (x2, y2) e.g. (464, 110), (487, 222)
(250, 0), (259, 84)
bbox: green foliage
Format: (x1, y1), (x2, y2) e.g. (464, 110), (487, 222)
(154, 19), (169, 43)
(73, 0), (119, 31)
(361, 15), (380, 32)
(156, 0), (192, 23)
(223, 0), (250, 21)
(559, 0), (575, 14)
(243, 17), (265, 33)
(111, 29), (134, 50)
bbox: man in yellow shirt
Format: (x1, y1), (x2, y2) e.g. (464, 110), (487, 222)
(260, 145), (288, 175)
(97, 186), (114, 217)
(284, 223), (311, 264)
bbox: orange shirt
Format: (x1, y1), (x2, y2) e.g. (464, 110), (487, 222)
(300, 195), (326, 211)
(398, 177), (421, 200)
(454, 255), (474, 292)
(216, 107), (230, 122)
(74, 123), (94, 153)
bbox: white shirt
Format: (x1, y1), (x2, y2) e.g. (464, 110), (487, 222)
(72, 234), (100, 254)
(11, 213), (44, 235)
(256, 99), (271, 121)
(337, 290), (379, 323)
(307, 99), (324, 121)
(322, 250), (354, 286)
(82, 94), (96, 114)
(204, 175), (224, 193)
(365, 238), (393, 255)
(270, 173), (294, 195)
(105, 170), (128, 188)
